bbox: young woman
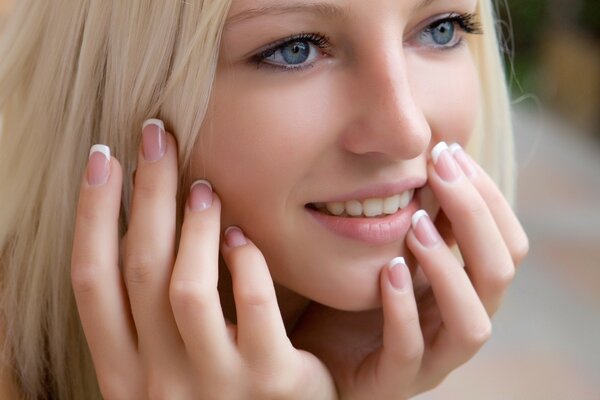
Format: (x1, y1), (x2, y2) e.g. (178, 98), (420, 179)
(0, 0), (528, 398)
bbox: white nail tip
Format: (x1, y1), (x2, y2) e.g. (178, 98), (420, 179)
(411, 209), (428, 229)
(142, 118), (165, 131)
(388, 257), (407, 268)
(191, 179), (212, 191)
(431, 142), (448, 164)
(449, 143), (462, 155)
(89, 144), (110, 160)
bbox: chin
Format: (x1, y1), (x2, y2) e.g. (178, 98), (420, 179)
(271, 251), (402, 312)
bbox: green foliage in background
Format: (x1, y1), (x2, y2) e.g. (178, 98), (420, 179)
(499, 0), (599, 96)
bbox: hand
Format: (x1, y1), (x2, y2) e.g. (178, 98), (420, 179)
(290, 142), (529, 399)
(70, 121), (337, 399)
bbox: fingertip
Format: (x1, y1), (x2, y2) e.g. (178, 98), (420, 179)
(224, 226), (248, 248)
(386, 257), (411, 292)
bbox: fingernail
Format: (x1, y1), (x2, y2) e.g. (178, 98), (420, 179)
(388, 257), (410, 291)
(189, 180), (213, 212)
(142, 119), (166, 162)
(87, 144), (111, 186)
(449, 143), (477, 179)
(412, 210), (441, 248)
(225, 226), (247, 248)
(431, 142), (461, 182)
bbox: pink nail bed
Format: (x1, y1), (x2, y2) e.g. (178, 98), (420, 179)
(449, 143), (477, 179)
(412, 210), (441, 248)
(387, 257), (410, 291)
(87, 144), (110, 186)
(225, 226), (247, 248)
(189, 180), (213, 212)
(142, 119), (166, 162)
(431, 142), (461, 182)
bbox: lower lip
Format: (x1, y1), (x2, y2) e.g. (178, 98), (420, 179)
(306, 194), (421, 246)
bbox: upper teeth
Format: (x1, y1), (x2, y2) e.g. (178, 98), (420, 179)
(314, 189), (415, 218)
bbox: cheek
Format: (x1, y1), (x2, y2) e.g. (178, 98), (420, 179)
(191, 71), (337, 227)
(409, 52), (480, 145)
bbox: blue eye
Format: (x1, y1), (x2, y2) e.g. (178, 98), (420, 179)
(251, 32), (331, 71)
(419, 13), (482, 49)
(430, 21), (454, 45)
(279, 40), (311, 65)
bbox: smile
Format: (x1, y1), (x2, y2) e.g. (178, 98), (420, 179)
(305, 182), (424, 245)
(308, 189), (415, 218)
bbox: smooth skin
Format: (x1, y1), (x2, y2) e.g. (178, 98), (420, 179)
(290, 144), (528, 398)
(67, 0), (530, 397)
(72, 132), (336, 399)
(70, 124), (527, 399)
(0, 0), (531, 398)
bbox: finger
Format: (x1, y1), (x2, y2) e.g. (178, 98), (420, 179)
(427, 142), (515, 316)
(377, 257), (424, 393)
(221, 226), (290, 366)
(123, 120), (182, 362)
(170, 181), (235, 373)
(71, 145), (140, 385)
(449, 143), (529, 266)
(406, 210), (492, 373)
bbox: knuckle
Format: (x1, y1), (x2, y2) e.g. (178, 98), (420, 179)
(133, 177), (164, 199)
(238, 287), (275, 308)
(253, 371), (298, 399)
(123, 253), (155, 284)
(169, 279), (217, 311)
(482, 263), (516, 294)
(462, 320), (492, 350)
(457, 196), (489, 218)
(70, 262), (101, 294)
(495, 265), (516, 289)
(394, 341), (425, 364)
(76, 202), (104, 225)
(512, 235), (530, 265)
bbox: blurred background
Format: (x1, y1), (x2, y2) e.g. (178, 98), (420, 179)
(421, 0), (600, 398)
(1, 0), (599, 398)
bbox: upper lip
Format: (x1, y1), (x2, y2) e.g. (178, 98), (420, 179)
(307, 176), (427, 204)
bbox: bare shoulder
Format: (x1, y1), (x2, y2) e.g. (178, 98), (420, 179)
(0, 319), (22, 399)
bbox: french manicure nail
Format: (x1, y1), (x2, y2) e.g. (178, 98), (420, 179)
(225, 226), (247, 248)
(412, 209), (441, 248)
(449, 143), (477, 179)
(142, 118), (166, 162)
(431, 142), (461, 182)
(388, 257), (410, 291)
(189, 180), (213, 212)
(87, 144), (111, 186)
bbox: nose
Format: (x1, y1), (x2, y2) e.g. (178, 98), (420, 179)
(340, 44), (431, 160)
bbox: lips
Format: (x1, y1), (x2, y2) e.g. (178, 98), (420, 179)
(307, 189), (415, 218)
(305, 179), (426, 245)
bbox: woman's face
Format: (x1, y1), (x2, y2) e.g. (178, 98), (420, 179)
(191, 0), (481, 310)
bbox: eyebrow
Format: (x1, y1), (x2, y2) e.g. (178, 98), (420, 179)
(226, 2), (347, 25)
(226, 0), (441, 26)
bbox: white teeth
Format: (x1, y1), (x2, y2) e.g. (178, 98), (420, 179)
(316, 189), (416, 218)
(345, 200), (363, 217)
(383, 194), (401, 214)
(326, 202), (345, 216)
(363, 198), (383, 217)
(399, 190), (413, 209)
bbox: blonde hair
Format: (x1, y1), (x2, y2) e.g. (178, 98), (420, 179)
(0, 0), (513, 398)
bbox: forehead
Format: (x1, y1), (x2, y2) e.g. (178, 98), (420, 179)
(227, 0), (442, 20)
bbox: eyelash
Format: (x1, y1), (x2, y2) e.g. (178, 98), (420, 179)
(421, 12), (483, 49)
(249, 12), (483, 72)
(249, 32), (332, 72)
